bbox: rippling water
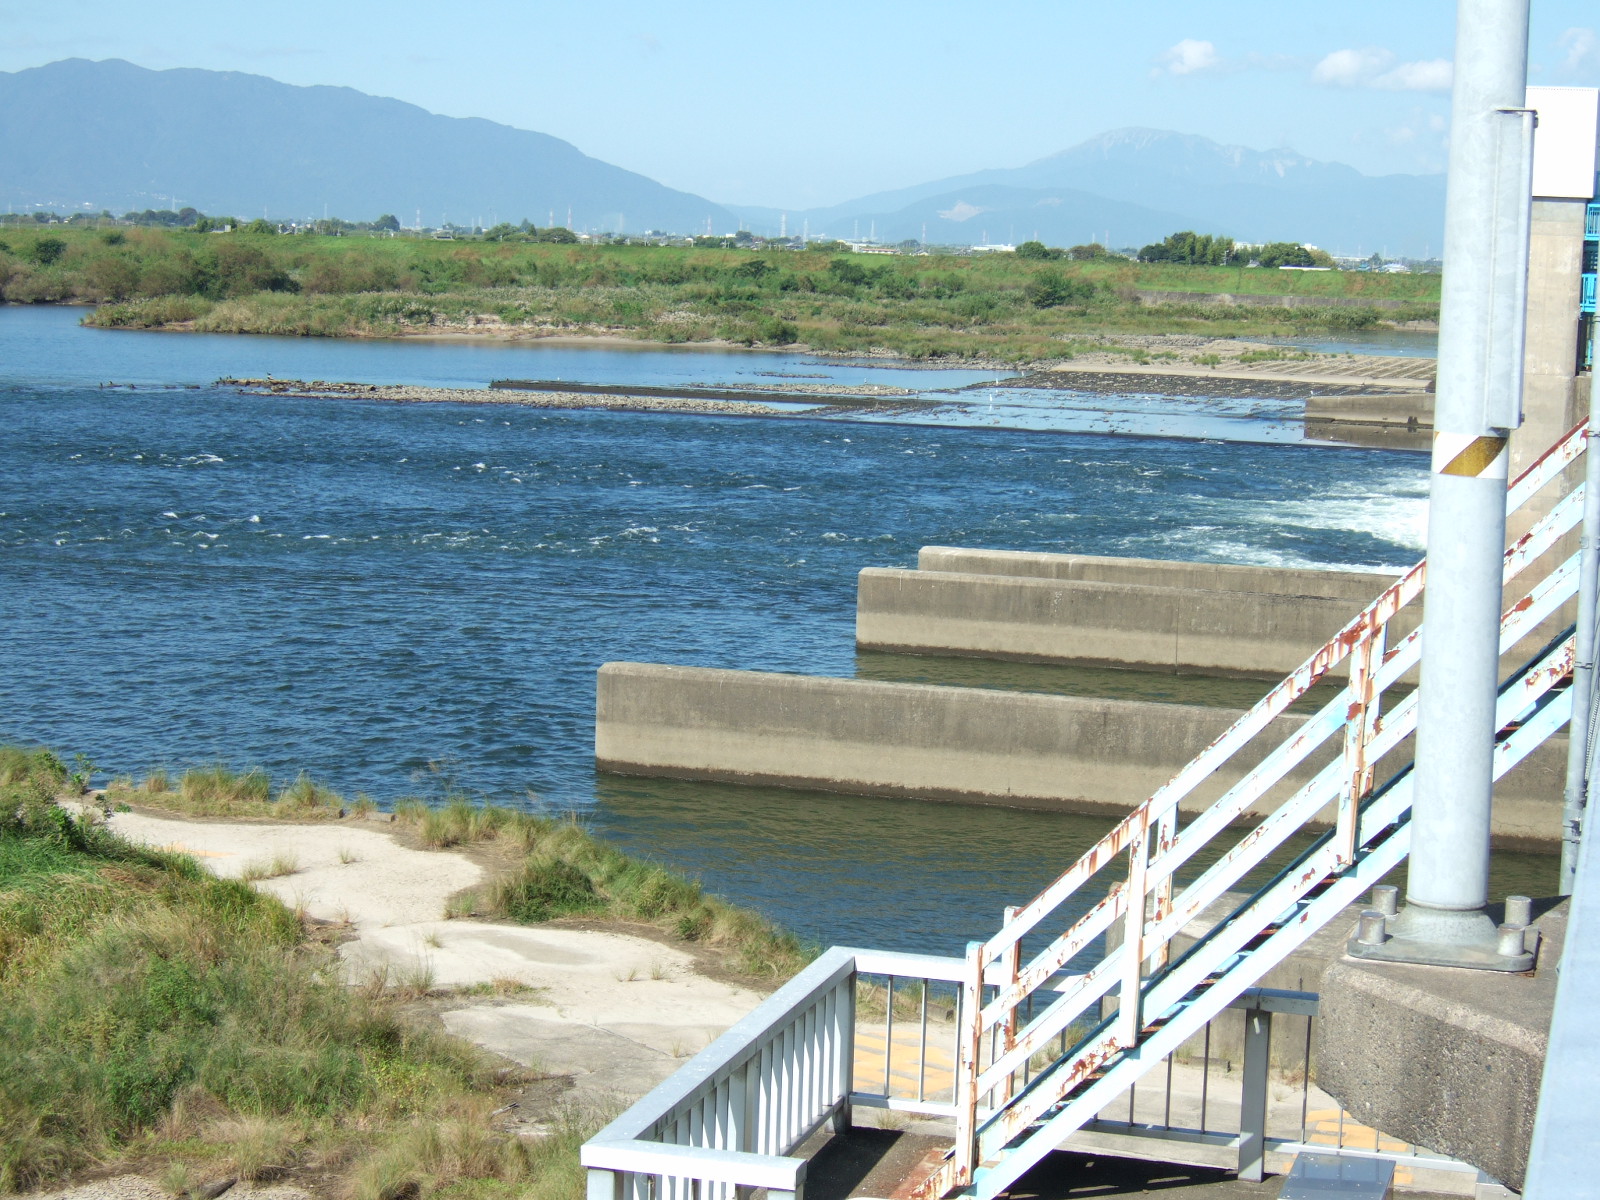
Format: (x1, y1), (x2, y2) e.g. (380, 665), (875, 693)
(2, 307), (1551, 951)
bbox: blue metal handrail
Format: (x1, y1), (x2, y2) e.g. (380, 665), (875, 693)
(1582, 273), (1596, 315)
(1586, 201), (1600, 240)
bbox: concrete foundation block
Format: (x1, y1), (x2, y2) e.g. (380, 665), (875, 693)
(1312, 902), (1568, 1193)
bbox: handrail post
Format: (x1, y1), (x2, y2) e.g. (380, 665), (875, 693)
(949, 941), (987, 1193)
(1238, 1007), (1274, 1182)
(1561, 419), (1600, 894)
(1001, 907), (1022, 1102)
(831, 972), (854, 1134)
(1150, 807), (1179, 969)
(1338, 619), (1384, 866)
(1116, 826), (1150, 1047)
(588, 1169), (625, 1200)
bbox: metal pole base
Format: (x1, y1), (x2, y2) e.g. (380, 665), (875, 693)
(1343, 888), (1536, 972)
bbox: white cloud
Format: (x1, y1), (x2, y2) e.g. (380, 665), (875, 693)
(1313, 47), (1392, 86)
(1313, 47), (1452, 92)
(1375, 59), (1452, 91)
(1157, 39), (1220, 77)
(1559, 27), (1599, 74)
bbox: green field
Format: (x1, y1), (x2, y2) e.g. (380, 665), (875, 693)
(0, 226), (1441, 363)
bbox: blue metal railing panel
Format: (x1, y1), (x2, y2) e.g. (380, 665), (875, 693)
(1587, 202), (1600, 240)
(1582, 273), (1597, 315)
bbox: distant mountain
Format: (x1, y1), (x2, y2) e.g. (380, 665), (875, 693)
(729, 129), (1446, 256)
(0, 58), (734, 234)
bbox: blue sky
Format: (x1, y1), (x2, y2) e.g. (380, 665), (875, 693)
(4, 1), (1599, 209)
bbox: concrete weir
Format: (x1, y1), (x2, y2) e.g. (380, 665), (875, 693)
(857, 548), (1405, 678)
(594, 661), (1565, 843)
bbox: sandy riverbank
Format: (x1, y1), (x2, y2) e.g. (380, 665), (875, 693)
(92, 805), (766, 1110)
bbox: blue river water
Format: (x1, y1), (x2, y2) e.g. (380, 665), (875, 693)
(0, 306), (1488, 954)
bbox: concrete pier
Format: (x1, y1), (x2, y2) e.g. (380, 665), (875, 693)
(857, 550), (1407, 679)
(595, 662), (1565, 845)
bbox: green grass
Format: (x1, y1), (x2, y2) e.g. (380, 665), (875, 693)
(106, 762), (345, 820)
(0, 748), (602, 1198)
(0, 226), (1439, 363)
(103, 760), (810, 977)
(387, 799), (812, 980)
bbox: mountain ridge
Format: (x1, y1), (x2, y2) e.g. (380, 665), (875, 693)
(3, 59), (1444, 254)
(726, 127), (1445, 255)
(0, 58), (734, 233)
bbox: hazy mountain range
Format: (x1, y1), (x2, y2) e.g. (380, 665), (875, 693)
(729, 129), (1446, 255)
(2, 59), (1446, 255)
(0, 58), (735, 235)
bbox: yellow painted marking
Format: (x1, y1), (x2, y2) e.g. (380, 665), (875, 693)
(1438, 434), (1508, 477)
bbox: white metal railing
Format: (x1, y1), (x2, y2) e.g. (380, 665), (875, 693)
(583, 946), (856, 1200)
(587, 422), (1588, 1200)
(583, 947), (978, 1200)
(582, 956), (1484, 1199)
(918, 421), (1588, 1200)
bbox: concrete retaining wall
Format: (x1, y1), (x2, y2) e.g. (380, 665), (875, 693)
(595, 662), (1563, 845)
(1304, 392), (1434, 428)
(915, 547), (1399, 599)
(858, 567), (1410, 679)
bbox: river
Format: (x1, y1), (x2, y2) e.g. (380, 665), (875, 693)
(0, 306), (1552, 953)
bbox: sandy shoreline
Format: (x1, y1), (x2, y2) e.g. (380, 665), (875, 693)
(91, 803), (767, 1108)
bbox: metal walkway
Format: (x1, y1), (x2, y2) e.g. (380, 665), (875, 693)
(583, 421), (1589, 1200)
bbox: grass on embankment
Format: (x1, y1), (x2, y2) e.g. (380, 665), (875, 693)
(0, 746), (610, 1199)
(0, 226), (1439, 363)
(105, 761), (811, 982)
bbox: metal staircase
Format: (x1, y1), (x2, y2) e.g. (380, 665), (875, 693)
(581, 424), (1592, 1200)
(918, 422), (1589, 1200)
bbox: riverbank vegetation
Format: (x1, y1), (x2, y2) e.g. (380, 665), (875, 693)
(0, 227), (1440, 364)
(4, 746), (806, 1197)
(104, 760), (811, 980)
(1, 746), (572, 1198)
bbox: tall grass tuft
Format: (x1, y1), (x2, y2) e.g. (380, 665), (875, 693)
(178, 763), (271, 809)
(106, 763), (347, 822)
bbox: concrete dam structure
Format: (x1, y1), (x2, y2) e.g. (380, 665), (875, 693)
(858, 547), (1406, 678)
(596, 546), (1567, 847)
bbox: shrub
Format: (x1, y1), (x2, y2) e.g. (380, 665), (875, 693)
(29, 237), (66, 266)
(1024, 269), (1094, 309)
(487, 856), (600, 922)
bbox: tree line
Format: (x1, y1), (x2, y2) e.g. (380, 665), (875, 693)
(1016, 231), (1332, 269)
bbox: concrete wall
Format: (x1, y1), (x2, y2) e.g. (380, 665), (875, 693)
(1511, 197), (1590, 482)
(595, 662), (1564, 846)
(914, 548), (1397, 601)
(1303, 392), (1433, 429)
(858, 566), (1412, 679)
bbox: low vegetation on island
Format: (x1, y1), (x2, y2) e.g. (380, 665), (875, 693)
(0, 224), (1441, 364)
(1, 745), (808, 1199)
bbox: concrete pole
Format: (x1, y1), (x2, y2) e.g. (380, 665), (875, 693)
(1396, 0), (1532, 949)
